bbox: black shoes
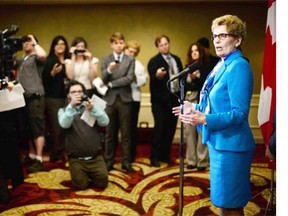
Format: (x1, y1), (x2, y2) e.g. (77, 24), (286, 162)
(186, 165), (206, 171)
(197, 167), (206, 171)
(106, 162), (114, 172)
(121, 164), (135, 172)
(21, 155), (36, 165)
(186, 165), (197, 170)
(106, 162), (135, 172)
(160, 159), (172, 164)
(27, 160), (44, 173)
(0, 173), (11, 204)
(150, 160), (160, 167)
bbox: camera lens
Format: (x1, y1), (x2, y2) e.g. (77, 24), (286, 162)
(81, 94), (89, 102)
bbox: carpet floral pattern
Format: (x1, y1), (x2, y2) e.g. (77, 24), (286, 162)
(0, 157), (275, 216)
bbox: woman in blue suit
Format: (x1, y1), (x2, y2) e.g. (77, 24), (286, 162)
(173, 14), (255, 216)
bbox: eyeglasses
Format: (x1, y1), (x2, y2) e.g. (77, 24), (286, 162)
(69, 90), (83, 94)
(211, 33), (237, 40)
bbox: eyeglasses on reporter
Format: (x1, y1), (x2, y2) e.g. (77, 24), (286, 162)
(211, 33), (238, 40)
(69, 90), (83, 94)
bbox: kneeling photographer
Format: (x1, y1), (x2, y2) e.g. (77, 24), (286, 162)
(58, 80), (109, 190)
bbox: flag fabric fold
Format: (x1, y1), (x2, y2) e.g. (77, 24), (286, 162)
(258, 0), (276, 146)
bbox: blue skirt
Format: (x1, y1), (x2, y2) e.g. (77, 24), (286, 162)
(208, 146), (254, 208)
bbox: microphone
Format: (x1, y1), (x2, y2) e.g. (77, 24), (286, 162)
(167, 62), (201, 83)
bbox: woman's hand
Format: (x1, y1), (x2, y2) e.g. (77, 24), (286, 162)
(69, 46), (77, 54)
(84, 50), (92, 60)
(172, 101), (195, 116)
(51, 63), (63, 76)
(178, 109), (206, 126)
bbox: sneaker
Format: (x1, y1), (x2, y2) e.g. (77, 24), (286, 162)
(27, 160), (43, 173)
(21, 155), (36, 165)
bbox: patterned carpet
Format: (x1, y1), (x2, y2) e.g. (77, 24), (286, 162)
(0, 144), (276, 216)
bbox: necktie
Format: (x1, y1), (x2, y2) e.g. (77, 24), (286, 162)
(116, 55), (120, 63)
(167, 56), (179, 92)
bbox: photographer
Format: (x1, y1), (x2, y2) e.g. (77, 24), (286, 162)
(65, 37), (98, 98)
(58, 80), (109, 190)
(0, 81), (25, 203)
(16, 34), (47, 173)
(42, 35), (70, 163)
(0, 25), (25, 203)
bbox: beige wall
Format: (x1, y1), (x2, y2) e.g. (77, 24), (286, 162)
(1, 1), (266, 143)
(1, 1), (266, 94)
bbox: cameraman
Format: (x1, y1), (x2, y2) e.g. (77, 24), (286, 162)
(0, 82), (24, 204)
(58, 80), (109, 190)
(0, 25), (25, 203)
(15, 34), (47, 173)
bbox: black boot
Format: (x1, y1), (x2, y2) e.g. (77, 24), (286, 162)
(0, 172), (11, 204)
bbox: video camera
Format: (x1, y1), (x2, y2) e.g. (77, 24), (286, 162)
(0, 25), (24, 90)
(74, 49), (86, 55)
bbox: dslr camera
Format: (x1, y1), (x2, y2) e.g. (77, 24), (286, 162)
(81, 94), (89, 103)
(76, 94), (89, 105)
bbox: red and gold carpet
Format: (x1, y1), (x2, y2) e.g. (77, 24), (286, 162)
(0, 144), (275, 216)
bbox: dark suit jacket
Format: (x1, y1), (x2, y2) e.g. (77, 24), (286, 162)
(148, 53), (183, 103)
(101, 53), (135, 106)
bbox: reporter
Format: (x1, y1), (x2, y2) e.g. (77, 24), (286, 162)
(42, 35), (70, 162)
(58, 80), (109, 190)
(0, 90), (24, 203)
(173, 15), (255, 215)
(124, 40), (147, 162)
(65, 37), (98, 97)
(16, 34), (47, 173)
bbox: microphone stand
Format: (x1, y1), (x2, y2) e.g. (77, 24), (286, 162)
(167, 73), (188, 216)
(178, 76), (185, 216)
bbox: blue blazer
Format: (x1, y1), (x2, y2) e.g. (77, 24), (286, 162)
(205, 50), (255, 152)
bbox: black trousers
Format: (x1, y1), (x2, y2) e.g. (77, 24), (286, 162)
(150, 97), (179, 162)
(0, 109), (24, 189)
(130, 101), (140, 162)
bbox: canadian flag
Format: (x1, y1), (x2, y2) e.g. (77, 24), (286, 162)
(258, 0), (276, 146)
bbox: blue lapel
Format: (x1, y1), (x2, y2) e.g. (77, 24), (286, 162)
(212, 49), (242, 86)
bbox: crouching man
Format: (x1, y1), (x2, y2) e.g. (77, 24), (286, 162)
(58, 80), (109, 190)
